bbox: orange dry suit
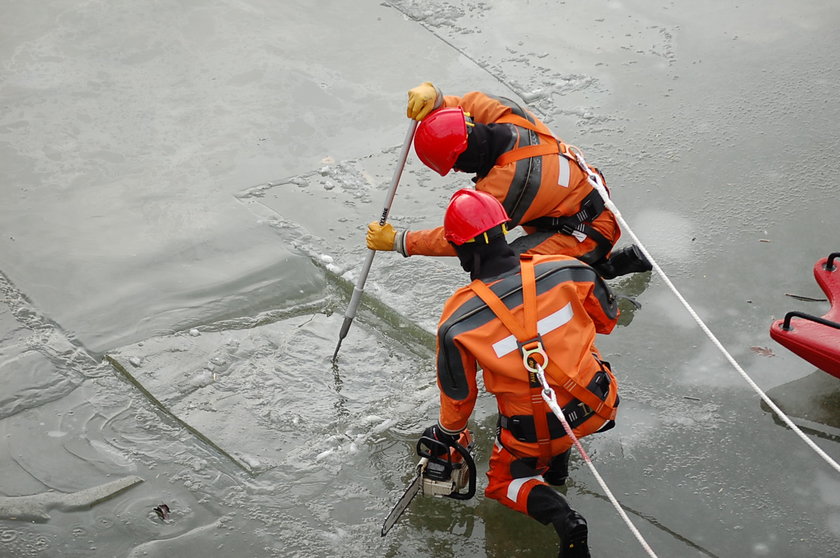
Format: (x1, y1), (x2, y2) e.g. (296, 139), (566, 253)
(405, 91), (620, 264)
(435, 254), (619, 523)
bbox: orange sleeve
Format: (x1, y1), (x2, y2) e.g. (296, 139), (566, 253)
(437, 341), (478, 433)
(404, 93), (520, 254)
(436, 290), (480, 432)
(441, 91), (515, 124)
(404, 226), (457, 257)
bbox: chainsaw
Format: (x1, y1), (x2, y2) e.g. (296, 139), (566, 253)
(380, 429), (476, 536)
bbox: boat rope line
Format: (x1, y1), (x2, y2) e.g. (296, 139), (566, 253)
(531, 360), (659, 558)
(567, 145), (840, 475)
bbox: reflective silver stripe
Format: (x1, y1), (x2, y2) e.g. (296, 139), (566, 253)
(506, 474), (544, 503)
(395, 230), (410, 257)
(492, 302), (574, 358)
(558, 154), (570, 188)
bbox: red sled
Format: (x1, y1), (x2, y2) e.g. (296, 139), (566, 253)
(770, 251), (840, 379)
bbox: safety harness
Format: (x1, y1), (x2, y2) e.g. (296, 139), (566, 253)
(492, 114), (613, 262)
(468, 255), (618, 467)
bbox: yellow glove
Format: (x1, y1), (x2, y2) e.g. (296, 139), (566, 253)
(406, 81), (442, 121)
(366, 222), (397, 251)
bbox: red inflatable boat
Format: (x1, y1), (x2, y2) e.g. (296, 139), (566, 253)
(770, 251), (840, 379)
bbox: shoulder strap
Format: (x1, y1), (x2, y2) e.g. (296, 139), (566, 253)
(493, 113), (564, 167)
(495, 113), (553, 136)
(469, 279), (529, 338)
(495, 143), (559, 167)
(520, 254), (539, 337)
(468, 257), (552, 464)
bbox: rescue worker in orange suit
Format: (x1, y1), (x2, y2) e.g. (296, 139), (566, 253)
(367, 81), (651, 280)
(420, 188), (621, 557)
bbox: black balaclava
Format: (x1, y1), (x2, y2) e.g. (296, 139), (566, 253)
(454, 235), (519, 282)
(454, 122), (514, 179)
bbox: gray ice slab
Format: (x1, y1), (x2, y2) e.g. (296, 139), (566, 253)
(0, 382), (141, 495)
(125, 518), (226, 558)
(237, 150), (471, 335)
(0, 280), (89, 418)
(0, 476), (143, 522)
(106, 305), (436, 476)
(0, 341), (81, 420)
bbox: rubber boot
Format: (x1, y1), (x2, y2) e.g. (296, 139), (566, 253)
(553, 510), (590, 558)
(594, 244), (652, 279)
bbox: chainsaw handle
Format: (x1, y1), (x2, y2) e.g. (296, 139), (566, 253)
(416, 435), (450, 460)
(446, 441), (476, 500)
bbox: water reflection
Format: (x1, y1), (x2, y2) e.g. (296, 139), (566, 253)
(612, 269), (653, 327)
(765, 370), (840, 440)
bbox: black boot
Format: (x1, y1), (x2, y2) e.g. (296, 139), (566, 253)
(593, 244), (652, 279)
(553, 510), (590, 558)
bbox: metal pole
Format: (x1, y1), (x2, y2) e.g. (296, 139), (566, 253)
(332, 119), (418, 361)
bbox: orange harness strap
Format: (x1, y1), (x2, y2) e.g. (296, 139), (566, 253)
(519, 256), (554, 468)
(468, 255), (552, 467)
(495, 113), (555, 136)
(494, 142), (559, 167)
(493, 113), (563, 167)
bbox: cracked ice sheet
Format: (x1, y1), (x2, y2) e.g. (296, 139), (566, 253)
(387, 0), (678, 128)
(106, 308), (436, 476)
(237, 148), (477, 335)
(0, 342), (83, 423)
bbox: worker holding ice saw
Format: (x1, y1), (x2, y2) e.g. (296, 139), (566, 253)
(418, 189), (622, 557)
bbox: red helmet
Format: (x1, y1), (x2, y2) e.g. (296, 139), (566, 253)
(444, 189), (510, 245)
(414, 107), (469, 176)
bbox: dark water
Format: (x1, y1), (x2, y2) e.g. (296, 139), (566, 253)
(1, 1), (839, 557)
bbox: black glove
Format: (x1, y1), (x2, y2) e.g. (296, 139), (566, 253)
(420, 424), (458, 457)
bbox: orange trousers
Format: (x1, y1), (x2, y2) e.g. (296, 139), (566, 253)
(484, 439), (573, 525)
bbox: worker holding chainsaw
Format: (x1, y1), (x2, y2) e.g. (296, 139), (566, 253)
(422, 189), (621, 557)
(366, 81), (651, 280)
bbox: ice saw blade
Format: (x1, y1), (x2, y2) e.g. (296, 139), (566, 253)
(381, 460), (425, 536)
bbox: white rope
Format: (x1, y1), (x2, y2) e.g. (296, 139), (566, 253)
(534, 365), (659, 558)
(566, 146), (840, 475)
